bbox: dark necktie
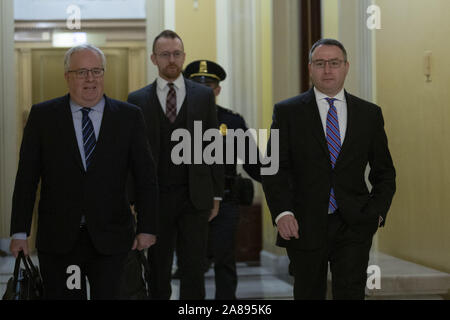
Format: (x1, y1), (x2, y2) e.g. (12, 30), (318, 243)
(81, 107), (96, 169)
(166, 83), (177, 123)
(325, 98), (341, 213)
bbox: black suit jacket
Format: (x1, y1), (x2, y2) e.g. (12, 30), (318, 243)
(127, 78), (224, 210)
(10, 94), (158, 255)
(217, 105), (262, 183)
(262, 88), (396, 250)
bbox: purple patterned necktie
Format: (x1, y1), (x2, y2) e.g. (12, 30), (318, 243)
(166, 83), (177, 123)
(325, 98), (341, 213)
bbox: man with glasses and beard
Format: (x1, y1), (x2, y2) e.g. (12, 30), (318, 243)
(128, 30), (224, 300)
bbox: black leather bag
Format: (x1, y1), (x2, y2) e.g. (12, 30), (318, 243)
(118, 250), (151, 300)
(2, 251), (43, 300)
(234, 174), (255, 206)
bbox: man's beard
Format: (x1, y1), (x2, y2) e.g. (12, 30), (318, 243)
(162, 64), (181, 79)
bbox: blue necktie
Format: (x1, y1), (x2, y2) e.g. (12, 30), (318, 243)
(325, 98), (341, 213)
(81, 108), (96, 169)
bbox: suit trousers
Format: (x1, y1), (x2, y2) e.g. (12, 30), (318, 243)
(207, 200), (240, 300)
(148, 185), (210, 300)
(286, 212), (374, 300)
(37, 226), (128, 300)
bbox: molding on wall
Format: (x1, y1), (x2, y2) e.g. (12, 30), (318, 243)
(216, 0), (267, 128)
(146, 0), (165, 83)
(15, 20), (146, 43)
(356, 0), (375, 103)
(215, 0), (232, 110)
(0, 0), (17, 239)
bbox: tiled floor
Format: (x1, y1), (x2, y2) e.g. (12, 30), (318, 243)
(170, 263), (294, 300)
(2, 252), (449, 300)
(171, 252), (450, 300)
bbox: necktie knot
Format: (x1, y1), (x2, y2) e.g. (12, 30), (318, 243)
(325, 98), (337, 107)
(81, 107), (92, 116)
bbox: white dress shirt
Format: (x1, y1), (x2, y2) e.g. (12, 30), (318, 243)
(156, 74), (186, 115)
(275, 87), (348, 224)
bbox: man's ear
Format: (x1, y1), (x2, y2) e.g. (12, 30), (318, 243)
(214, 85), (222, 97)
(150, 54), (157, 66)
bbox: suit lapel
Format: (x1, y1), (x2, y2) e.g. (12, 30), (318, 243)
(334, 90), (356, 169)
(304, 89), (330, 158)
(57, 94), (85, 171)
(148, 80), (162, 126)
(184, 78), (197, 133)
(147, 81), (161, 165)
(87, 95), (117, 171)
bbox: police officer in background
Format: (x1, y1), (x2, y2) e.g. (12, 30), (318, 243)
(182, 60), (262, 299)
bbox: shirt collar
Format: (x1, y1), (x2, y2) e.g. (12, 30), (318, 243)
(70, 96), (105, 114)
(313, 87), (346, 103)
(156, 73), (185, 91)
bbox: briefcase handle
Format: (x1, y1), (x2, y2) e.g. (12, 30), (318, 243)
(12, 251), (34, 289)
(24, 254), (40, 276)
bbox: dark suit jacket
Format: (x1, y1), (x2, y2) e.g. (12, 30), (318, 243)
(217, 105), (262, 183)
(127, 78), (224, 210)
(10, 94), (158, 255)
(262, 88), (396, 250)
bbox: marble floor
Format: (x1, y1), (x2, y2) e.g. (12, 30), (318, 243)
(171, 251), (450, 300)
(170, 264), (449, 300)
(170, 263), (294, 300)
(1, 252), (449, 300)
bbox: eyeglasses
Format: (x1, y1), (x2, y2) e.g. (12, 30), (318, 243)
(155, 51), (185, 60)
(67, 68), (105, 79)
(311, 59), (345, 69)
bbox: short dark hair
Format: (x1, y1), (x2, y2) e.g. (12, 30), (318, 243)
(152, 30), (184, 53)
(309, 38), (347, 62)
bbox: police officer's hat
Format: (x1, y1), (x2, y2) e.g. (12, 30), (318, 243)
(184, 60), (226, 84)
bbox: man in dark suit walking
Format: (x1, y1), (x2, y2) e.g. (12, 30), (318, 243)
(262, 39), (396, 300)
(9, 44), (158, 300)
(127, 30), (224, 300)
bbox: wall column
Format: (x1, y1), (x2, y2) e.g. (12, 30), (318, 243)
(0, 0), (17, 252)
(145, 0), (165, 83)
